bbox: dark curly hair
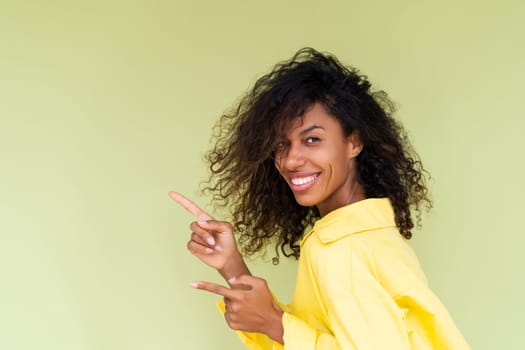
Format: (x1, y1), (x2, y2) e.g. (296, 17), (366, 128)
(203, 47), (432, 262)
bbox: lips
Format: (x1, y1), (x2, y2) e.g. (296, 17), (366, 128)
(288, 173), (320, 192)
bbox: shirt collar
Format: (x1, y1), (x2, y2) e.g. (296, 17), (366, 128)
(301, 198), (397, 247)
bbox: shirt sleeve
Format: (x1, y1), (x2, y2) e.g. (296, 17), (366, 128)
(280, 238), (412, 350)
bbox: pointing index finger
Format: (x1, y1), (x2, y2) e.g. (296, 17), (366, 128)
(168, 191), (214, 221)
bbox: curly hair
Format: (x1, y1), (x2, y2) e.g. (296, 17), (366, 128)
(203, 47), (432, 262)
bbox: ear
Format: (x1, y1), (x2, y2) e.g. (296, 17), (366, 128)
(346, 131), (364, 158)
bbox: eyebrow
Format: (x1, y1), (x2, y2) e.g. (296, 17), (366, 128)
(299, 124), (325, 135)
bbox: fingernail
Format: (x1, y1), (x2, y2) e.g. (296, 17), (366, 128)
(214, 244), (223, 252)
(189, 281), (199, 288)
(228, 277), (236, 283)
(198, 220), (208, 225)
(205, 247), (213, 254)
(206, 237), (215, 245)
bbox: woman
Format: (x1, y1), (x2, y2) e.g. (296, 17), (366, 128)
(170, 48), (469, 349)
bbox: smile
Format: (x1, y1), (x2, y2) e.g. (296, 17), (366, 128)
(291, 175), (317, 185)
(289, 173), (320, 192)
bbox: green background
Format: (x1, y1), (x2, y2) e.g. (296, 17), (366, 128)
(1, 1), (523, 349)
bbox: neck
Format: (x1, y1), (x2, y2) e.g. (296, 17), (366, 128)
(317, 181), (366, 217)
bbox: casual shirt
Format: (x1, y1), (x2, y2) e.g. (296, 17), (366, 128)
(219, 198), (470, 349)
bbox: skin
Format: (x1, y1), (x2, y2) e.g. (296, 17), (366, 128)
(274, 103), (364, 216)
(170, 102), (365, 345)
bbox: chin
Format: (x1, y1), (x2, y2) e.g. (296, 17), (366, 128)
(293, 193), (320, 208)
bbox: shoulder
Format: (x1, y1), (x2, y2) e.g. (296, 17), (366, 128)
(309, 198), (397, 244)
(305, 228), (428, 297)
(301, 198), (399, 258)
(305, 225), (406, 266)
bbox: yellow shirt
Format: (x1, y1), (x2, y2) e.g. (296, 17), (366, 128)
(221, 198), (470, 349)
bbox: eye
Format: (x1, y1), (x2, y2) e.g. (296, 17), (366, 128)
(305, 136), (320, 144)
(274, 140), (288, 153)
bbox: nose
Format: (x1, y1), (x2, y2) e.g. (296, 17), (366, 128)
(278, 143), (306, 171)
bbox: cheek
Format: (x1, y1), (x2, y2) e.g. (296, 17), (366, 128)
(325, 152), (351, 180)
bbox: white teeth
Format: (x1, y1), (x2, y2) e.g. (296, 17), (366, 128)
(291, 175), (316, 186)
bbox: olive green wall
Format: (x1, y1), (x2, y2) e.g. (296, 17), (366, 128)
(1, 1), (523, 349)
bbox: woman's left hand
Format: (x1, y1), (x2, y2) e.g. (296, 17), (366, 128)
(191, 275), (284, 344)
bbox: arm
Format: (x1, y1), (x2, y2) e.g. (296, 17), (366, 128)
(281, 240), (410, 350)
(203, 251), (409, 350)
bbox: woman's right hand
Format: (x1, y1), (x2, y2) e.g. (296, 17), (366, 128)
(169, 191), (250, 281)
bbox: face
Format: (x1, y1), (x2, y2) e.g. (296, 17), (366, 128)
(274, 103), (363, 216)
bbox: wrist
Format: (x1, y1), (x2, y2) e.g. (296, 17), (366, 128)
(265, 304), (284, 344)
(219, 252), (250, 281)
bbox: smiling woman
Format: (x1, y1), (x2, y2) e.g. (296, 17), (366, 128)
(205, 48), (431, 260)
(273, 103), (364, 216)
(172, 48), (470, 349)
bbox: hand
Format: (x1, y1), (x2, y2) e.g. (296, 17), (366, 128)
(191, 275), (284, 344)
(169, 191), (250, 280)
